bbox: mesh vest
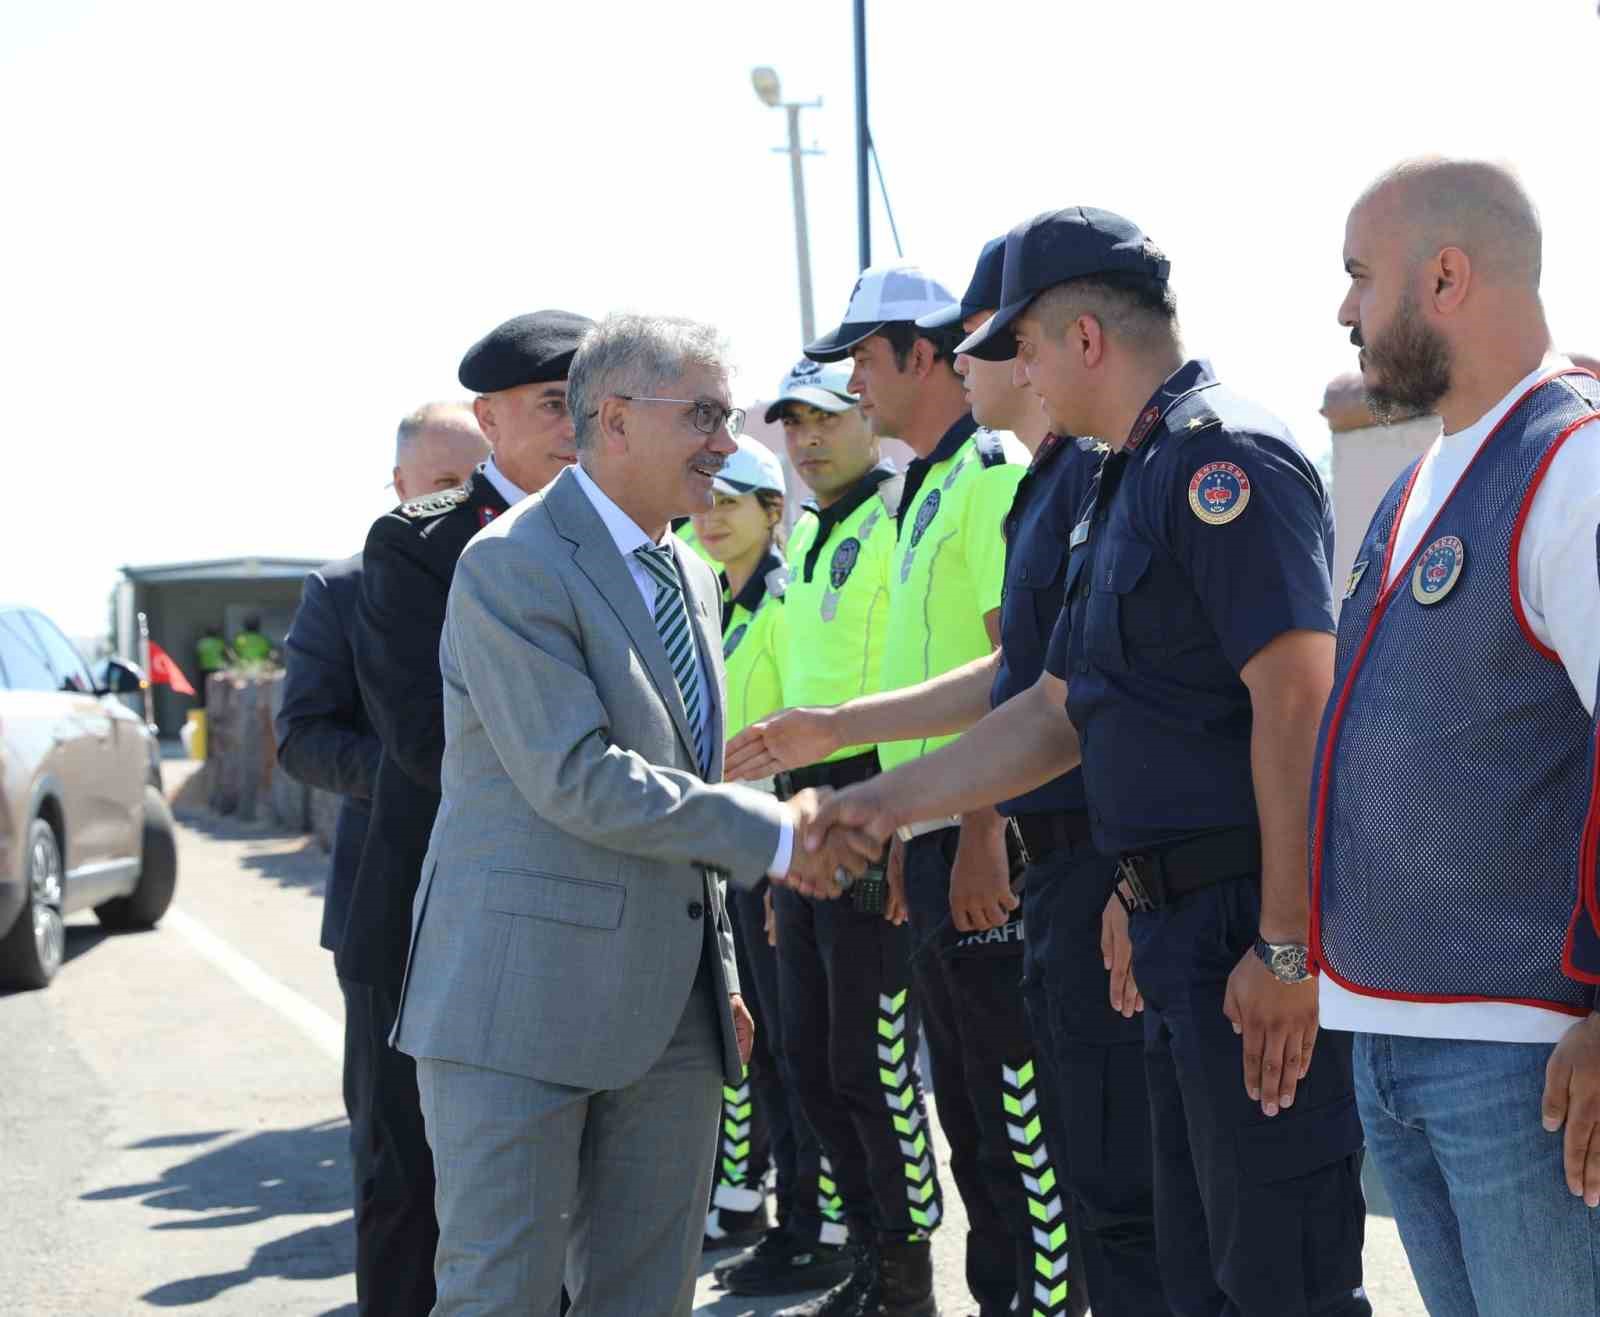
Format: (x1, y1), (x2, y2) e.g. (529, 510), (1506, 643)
(1311, 370), (1600, 1013)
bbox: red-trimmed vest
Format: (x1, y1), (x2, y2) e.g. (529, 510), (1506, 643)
(1311, 370), (1600, 1013)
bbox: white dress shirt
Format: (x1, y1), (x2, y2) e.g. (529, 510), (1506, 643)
(571, 465), (793, 878)
(1321, 356), (1600, 1044)
(479, 457), (528, 508)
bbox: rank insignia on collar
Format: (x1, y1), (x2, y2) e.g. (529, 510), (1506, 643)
(1187, 461), (1251, 525)
(1411, 535), (1465, 604)
(1343, 559), (1369, 600)
(1126, 405), (1163, 452)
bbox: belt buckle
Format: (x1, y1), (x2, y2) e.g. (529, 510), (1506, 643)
(1116, 854), (1156, 914)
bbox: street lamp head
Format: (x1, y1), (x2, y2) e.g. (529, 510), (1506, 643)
(751, 66), (782, 107)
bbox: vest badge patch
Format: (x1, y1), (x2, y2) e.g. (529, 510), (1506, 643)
(1343, 559), (1369, 600)
(829, 538), (861, 590)
(909, 490), (941, 548)
(724, 622), (749, 658)
(1187, 461), (1251, 525)
(1411, 535), (1465, 605)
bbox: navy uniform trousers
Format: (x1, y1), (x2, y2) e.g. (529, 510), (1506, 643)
(773, 884), (941, 1248)
(1131, 874), (1369, 1317)
(1020, 842), (1168, 1316)
(903, 828), (1088, 1317)
(712, 882), (825, 1240)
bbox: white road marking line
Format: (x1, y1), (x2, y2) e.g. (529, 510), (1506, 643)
(164, 908), (343, 1063)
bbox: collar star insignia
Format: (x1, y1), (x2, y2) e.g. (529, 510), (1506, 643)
(1187, 417), (1205, 429)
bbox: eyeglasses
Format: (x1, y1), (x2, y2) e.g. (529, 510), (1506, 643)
(598, 395), (747, 437)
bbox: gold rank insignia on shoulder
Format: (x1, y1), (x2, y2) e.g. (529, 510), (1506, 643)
(399, 486), (470, 519)
(1187, 461), (1251, 525)
(1411, 535), (1465, 604)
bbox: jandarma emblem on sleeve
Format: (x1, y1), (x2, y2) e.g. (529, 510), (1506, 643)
(1187, 462), (1251, 525)
(1411, 535), (1465, 604)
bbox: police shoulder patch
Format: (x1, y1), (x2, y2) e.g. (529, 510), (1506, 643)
(399, 486), (470, 520)
(1187, 461), (1251, 525)
(764, 564), (791, 599)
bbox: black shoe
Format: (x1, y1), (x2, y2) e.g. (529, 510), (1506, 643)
(719, 1229), (856, 1297)
(872, 1238), (937, 1317)
(703, 1202), (773, 1253)
(773, 1242), (878, 1316)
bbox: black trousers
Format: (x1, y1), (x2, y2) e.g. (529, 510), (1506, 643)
(774, 884), (940, 1245)
(903, 828), (1088, 1317)
(1131, 875), (1369, 1317)
(1020, 843), (1168, 1317)
(339, 976), (437, 1317)
(708, 882), (826, 1238)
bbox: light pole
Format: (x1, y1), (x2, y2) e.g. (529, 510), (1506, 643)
(752, 66), (821, 345)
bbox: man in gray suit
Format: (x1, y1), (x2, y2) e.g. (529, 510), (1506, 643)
(393, 312), (874, 1316)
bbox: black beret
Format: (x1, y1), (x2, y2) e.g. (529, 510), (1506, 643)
(457, 309), (595, 393)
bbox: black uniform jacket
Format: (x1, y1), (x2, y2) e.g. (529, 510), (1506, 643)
(337, 468), (511, 993)
(274, 553), (380, 954)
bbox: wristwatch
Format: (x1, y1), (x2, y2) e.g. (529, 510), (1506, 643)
(1253, 937), (1311, 984)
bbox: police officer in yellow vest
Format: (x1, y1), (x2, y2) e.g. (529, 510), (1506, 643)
(725, 348), (945, 1316)
(697, 435), (853, 1300)
(194, 624), (229, 707)
(732, 264), (1068, 1317)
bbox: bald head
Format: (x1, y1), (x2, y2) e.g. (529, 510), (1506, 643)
(393, 401), (489, 501)
(1355, 157), (1542, 289)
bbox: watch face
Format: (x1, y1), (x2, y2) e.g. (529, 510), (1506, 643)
(1259, 939), (1310, 982)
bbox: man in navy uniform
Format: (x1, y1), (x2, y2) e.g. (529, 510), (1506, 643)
(340, 310), (592, 1315)
(809, 208), (1369, 1316)
(1319, 158), (1600, 1314)
(276, 410), (488, 1315)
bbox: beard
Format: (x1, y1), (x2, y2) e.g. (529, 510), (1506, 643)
(1356, 292), (1452, 425)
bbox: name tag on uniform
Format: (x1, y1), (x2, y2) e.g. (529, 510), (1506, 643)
(1069, 518), (1090, 549)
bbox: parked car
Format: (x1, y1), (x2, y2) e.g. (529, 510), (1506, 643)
(0, 606), (177, 989)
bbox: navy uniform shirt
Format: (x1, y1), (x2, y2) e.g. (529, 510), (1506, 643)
(992, 433), (1103, 817)
(1044, 359), (1335, 856)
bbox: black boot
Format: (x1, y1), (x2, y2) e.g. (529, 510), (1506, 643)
(703, 1199), (773, 1252)
(717, 1227), (856, 1296)
(773, 1240), (879, 1317)
(872, 1238), (937, 1317)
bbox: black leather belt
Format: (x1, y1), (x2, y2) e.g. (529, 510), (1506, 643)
(1116, 826), (1260, 913)
(1011, 811), (1094, 865)
(776, 750), (880, 799)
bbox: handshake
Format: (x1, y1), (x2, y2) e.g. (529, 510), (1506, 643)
(771, 784), (900, 901)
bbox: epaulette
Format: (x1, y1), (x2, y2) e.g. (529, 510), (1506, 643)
(972, 427), (1009, 468)
(764, 564), (791, 600)
(1162, 394), (1223, 449)
(397, 485), (470, 520)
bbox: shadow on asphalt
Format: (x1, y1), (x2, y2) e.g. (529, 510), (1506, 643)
(80, 1117), (355, 1307)
(177, 811), (329, 898)
(0, 924), (114, 998)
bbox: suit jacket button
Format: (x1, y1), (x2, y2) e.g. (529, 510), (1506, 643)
(687, 900), (704, 920)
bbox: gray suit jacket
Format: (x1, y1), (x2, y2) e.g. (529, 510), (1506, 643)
(392, 467), (787, 1089)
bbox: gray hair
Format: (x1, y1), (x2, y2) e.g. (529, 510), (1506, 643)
(568, 313), (731, 450)
(395, 400), (479, 463)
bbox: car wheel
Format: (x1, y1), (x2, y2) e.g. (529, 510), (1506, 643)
(95, 786), (178, 931)
(0, 818), (66, 990)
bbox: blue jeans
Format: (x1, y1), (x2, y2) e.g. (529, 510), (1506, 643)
(1355, 1032), (1600, 1316)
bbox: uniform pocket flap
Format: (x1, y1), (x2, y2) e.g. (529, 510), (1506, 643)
(1099, 540), (1152, 595)
(486, 868), (625, 930)
(1237, 1092), (1363, 1184)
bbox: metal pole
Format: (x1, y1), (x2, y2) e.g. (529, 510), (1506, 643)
(136, 610), (156, 731)
(785, 104), (816, 344)
(853, 0), (870, 270)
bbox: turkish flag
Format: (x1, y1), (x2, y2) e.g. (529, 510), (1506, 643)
(147, 640), (197, 697)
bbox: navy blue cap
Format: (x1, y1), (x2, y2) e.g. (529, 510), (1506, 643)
(458, 310), (595, 392)
(956, 208), (1170, 361)
(916, 235), (1007, 331)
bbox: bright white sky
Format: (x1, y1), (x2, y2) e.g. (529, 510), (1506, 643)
(5, 0), (1598, 637)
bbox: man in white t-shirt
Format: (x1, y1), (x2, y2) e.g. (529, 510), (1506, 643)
(1320, 156), (1600, 1314)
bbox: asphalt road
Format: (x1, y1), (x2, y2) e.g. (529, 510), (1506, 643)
(0, 771), (1425, 1315)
